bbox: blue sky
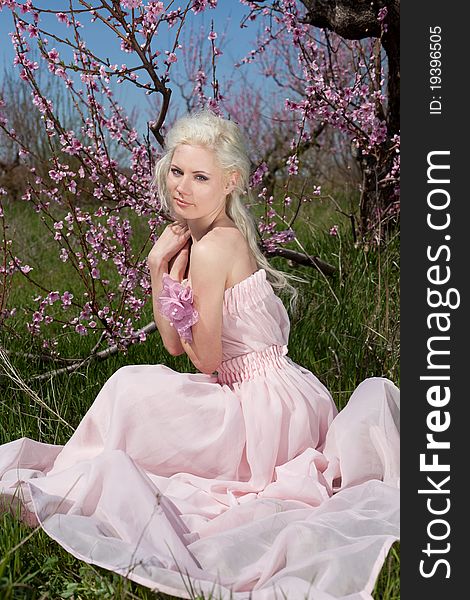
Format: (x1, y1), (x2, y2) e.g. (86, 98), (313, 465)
(0, 2), (277, 133)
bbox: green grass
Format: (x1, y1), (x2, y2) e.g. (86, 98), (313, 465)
(0, 195), (399, 599)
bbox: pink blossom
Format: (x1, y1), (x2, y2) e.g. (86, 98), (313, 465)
(49, 170), (65, 182)
(378, 7), (388, 22)
(47, 291), (60, 304)
(329, 225), (339, 237)
(98, 307), (110, 319)
(263, 229), (295, 253)
(208, 31), (217, 41)
(19, 1), (33, 14)
(192, 0), (213, 14)
(61, 291), (73, 306)
(145, 0), (164, 23)
(286, 154), (299, 176)
(250, 162), (269, 187)
(165, 9), (180, 27)
(32, 94), (52, 114)
(27, 24), (38, 38)
(56, 12), (69, 25)
(121, 39), (134, 53)
(121, 0), (142, 8)
(32, 311), (43, 324)
(207, 98), (222, 115)
(47, 48), (59, 62)
(0, 1), (18, 11)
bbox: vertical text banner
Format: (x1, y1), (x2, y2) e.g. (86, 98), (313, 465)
(401, 1), (467, 597)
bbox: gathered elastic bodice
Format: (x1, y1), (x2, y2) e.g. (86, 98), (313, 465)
(217, 269), (291, 384)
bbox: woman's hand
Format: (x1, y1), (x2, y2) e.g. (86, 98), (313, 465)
(148, 222), (191, 267)
(168, 240), (190, 282)
(148, 224), (190, 357)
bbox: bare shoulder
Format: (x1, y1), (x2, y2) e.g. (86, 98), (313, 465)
(189, 229), (232, 287)
(191, 227), (234, 255)
(190, 227), (257, 290)
(202, 227), (258, 287)
(206, 226), (245, 248)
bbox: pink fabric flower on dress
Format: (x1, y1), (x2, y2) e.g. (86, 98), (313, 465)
(157, 273), (199, 342)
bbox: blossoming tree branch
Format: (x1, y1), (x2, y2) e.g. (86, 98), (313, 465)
(0, 0), (399, 370)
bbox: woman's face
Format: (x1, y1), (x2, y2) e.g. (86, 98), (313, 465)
(166, 144), (234, 219)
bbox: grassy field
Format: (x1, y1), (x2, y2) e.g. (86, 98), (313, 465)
(0, 195), (400, 599)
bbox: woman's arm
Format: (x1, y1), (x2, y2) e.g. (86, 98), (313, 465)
(148, 222), (191, 356)
(180, 234), (229, 374)
(149, 256), (185, 356)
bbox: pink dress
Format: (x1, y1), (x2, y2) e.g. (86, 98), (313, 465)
(0, 269), (399, 600)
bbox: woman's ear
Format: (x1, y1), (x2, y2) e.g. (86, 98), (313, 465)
(224, 171), (239, 195)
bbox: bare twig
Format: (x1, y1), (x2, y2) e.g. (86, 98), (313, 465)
(271, 214), (340, 304)
(30, 322), (157, 381)
(264, 246), (336, 276)
(0, 349), (79, 364)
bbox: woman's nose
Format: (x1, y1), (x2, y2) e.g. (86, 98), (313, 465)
(176, 177), (189, 195)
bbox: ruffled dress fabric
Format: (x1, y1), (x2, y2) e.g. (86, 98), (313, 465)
(0, 269), (400, 600)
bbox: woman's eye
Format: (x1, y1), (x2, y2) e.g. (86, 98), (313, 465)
(170, 169), (206, 181)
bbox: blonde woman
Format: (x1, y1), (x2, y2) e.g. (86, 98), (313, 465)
(0, 110), (400, 600)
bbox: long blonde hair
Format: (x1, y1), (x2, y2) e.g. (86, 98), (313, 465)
(152, 109), (301, 307)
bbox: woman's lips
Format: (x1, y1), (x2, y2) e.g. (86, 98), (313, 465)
(175, 197), (192, 207)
